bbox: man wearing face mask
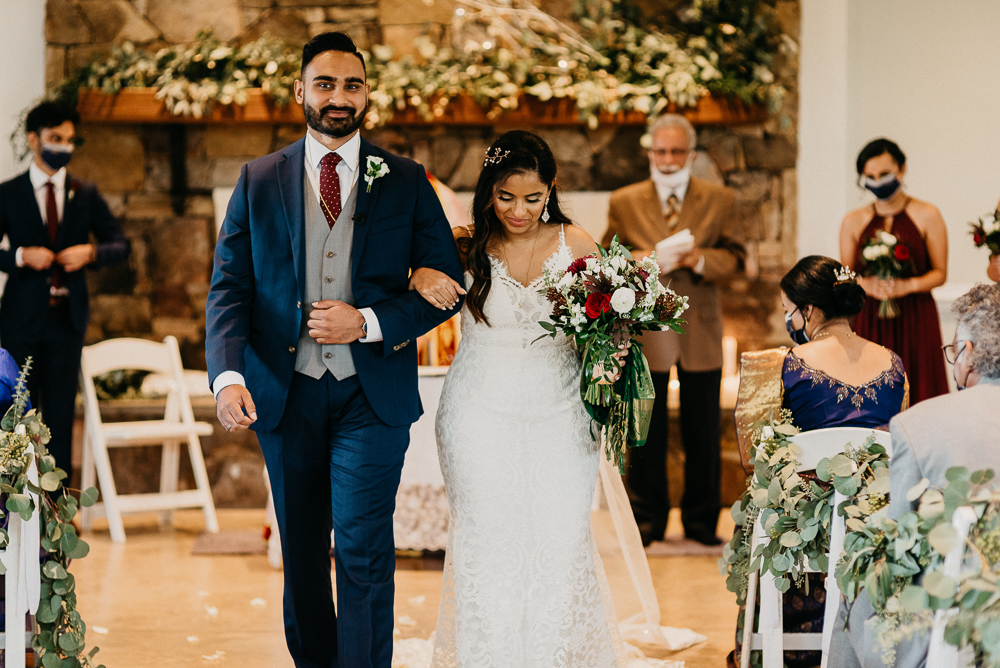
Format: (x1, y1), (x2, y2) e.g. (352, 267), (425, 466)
(0, 101), (130, 476)
(604, 113), (745, 546)
(827, 282), (1000, 668)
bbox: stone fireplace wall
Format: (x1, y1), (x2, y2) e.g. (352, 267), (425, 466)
(42, 0), (800, 506)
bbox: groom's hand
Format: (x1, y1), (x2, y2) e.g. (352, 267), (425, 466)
(216, 385), (257, 432)
(308, 300), (366, 344)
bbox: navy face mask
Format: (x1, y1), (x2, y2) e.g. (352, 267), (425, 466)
(863, 174), (900, 201)
(41, 144), (73, 171)
(785, 308), (810, 345)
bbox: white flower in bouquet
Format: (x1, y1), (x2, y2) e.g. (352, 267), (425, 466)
(761, 426), (775, 440)
(557, 270), (577, 288)
(877, 230), (897, 245)
(585, 257), (599, 273)
(610, 287), (636, 314)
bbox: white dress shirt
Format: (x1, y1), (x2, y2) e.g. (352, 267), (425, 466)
(14, 162), (68, 269)
(649, 165), (705, 275)
(212, 131), (384, 398)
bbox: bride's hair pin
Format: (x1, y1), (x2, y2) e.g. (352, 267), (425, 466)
(483, 147), (510, 167)
(835, 265), (857, 282)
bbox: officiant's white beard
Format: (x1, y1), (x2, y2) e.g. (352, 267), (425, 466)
(650, 155), (692, 190)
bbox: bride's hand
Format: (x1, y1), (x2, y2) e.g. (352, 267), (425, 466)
(593, 343), (631, 385)
(409, 267), (467, 310)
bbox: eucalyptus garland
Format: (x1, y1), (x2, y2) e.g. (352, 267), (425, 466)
(40, 0), (785, 134)
(837, 467), (1000, 668)
(720, 413), (891, 605)
(1, 360), (102, 668)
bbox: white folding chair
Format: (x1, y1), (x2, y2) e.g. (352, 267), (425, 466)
(740, 427), (891, 668)
(0, 445), (40, 668)
(926, 505), (977, 668)
(79, 336), (219, 543)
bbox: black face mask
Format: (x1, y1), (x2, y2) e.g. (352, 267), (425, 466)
(41, 144), (73, 171)
(863, 174), (900, 201)
(785, 308), (810, 345)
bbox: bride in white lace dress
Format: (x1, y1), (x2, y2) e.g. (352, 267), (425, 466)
(408, 131), (633, 667)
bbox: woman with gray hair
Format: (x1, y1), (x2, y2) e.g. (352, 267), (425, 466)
(828, 282), (1000, 668)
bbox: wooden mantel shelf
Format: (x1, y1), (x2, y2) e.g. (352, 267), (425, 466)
(77, 88), (767, 126)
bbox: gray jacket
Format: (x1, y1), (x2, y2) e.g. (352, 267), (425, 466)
(828, 378), (1000, 668)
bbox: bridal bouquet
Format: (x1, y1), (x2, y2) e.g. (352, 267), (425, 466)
(970, 211), (1000, 255)
(860, 230), (913, 319)
(537, 235), (689, 472)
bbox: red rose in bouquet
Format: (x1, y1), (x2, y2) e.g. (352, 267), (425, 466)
(585, 293), (612, 319)
(893, 244), (910, 261)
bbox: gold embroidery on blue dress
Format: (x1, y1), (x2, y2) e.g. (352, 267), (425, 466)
(785, 352), (905, 410)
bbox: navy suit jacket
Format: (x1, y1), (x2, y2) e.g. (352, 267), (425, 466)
(205, 137), (464, 432)
(0, 171), (130, 339)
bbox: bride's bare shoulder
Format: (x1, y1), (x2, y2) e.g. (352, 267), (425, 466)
(562, 223), (599, 259)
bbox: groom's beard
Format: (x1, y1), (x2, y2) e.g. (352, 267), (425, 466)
(304, 100), (367, 138)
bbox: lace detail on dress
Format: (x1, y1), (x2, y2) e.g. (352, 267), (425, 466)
(431, 225), (628, 667)
(784, 351), (906, 410)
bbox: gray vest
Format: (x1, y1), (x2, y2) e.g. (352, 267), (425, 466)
(294, 174), (360, 380)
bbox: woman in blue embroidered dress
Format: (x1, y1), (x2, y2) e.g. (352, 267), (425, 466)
(729, 255), (908, 668)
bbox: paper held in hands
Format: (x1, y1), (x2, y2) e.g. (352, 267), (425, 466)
(654, 229), (695, 274)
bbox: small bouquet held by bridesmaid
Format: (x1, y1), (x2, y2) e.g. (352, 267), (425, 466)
(970, 211), (1000, 255)
(860, 229), (913, 319)
(537, 235), (689, 472)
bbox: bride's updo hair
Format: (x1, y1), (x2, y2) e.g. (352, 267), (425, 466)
(780, 255), (866, 320)
(461, 130), (572, 325)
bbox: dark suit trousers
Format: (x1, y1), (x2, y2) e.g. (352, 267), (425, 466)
(627, 366), (722, 538)
(4, 303), (84, 476)
(256, 372), (409, 668)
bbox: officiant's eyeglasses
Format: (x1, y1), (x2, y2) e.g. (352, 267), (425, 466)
(650, 148), (691, 158)
(942, 341), (967, 365)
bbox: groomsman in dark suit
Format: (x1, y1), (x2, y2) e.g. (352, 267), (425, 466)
(0, 102), (130, 475)
(206, 33), (463, 668)
(605, 114), (744, 546)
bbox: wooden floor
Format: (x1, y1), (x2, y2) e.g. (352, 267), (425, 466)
(73, 509), (738, 667)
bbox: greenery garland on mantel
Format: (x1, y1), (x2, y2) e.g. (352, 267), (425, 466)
(44, 0), (788, 132)
(1, 360), (102, 668)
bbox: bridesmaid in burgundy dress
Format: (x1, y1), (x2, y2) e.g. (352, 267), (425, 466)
(839, 138), (949, 403)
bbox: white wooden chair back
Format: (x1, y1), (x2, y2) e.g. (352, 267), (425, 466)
(0, 453), (41, 668)
(740, 427), (891, 668)
(79, 336), (218, 543)
(926, 506), (977, 668)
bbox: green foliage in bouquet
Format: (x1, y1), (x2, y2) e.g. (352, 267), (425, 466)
(1, 359), (103, 668)
(720, 414), (890, 604)
(838, 467), (1000, 667)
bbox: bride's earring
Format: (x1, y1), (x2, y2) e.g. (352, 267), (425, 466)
(541, 197), (550, 223)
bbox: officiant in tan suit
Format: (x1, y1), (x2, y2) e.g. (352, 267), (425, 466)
(604, 113), (744, 546)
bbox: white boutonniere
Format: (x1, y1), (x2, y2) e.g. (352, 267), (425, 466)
(364, 156), (389, 193)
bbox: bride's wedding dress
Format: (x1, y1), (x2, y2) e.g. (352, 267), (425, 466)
(394, 226), (704, 668)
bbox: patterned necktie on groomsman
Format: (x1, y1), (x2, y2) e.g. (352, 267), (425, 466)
(45, 181), (62, 289)
(319, 151), (343, 228)
(664, 192), (680, 231)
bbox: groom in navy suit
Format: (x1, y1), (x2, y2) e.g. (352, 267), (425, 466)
(205, 32), (463, 668)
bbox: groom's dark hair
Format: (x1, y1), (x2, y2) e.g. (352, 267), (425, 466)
(302, 32), (366, 79)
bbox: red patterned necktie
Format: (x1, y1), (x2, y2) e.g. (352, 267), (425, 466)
(319, 151), (343, 228)
(45, 181), (62, 288)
